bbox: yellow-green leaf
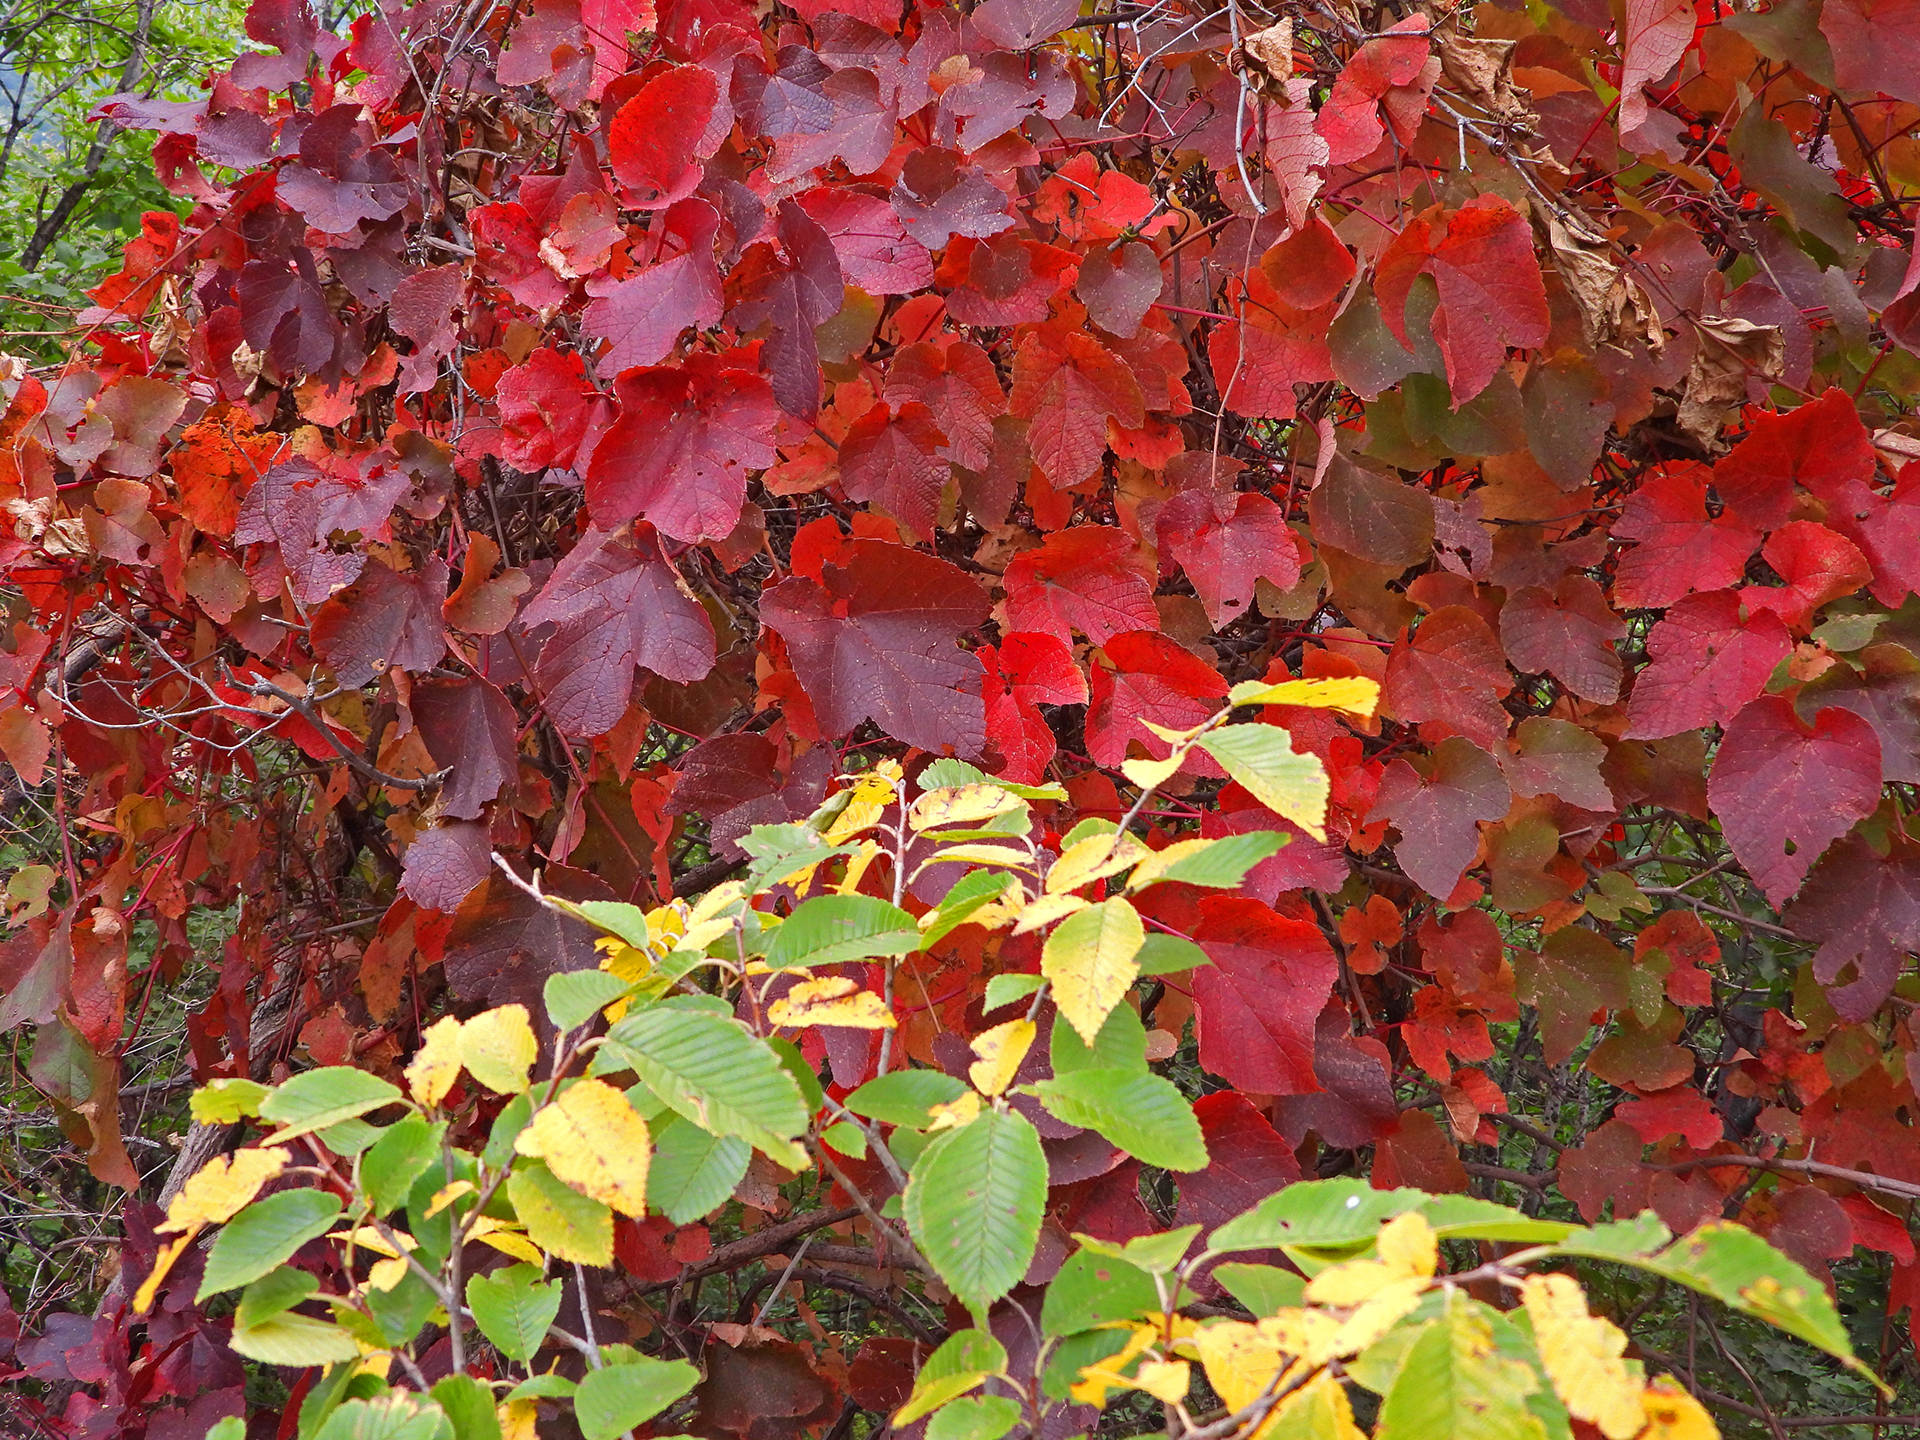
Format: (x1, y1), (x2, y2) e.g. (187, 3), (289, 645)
(1197, 724), (1331, 840)
(968, 1018), (1036, 1097)
(1227, 675), (1380, 716)
(407, 1015), (465, 1108)
(460, 1005), (539, 1094)
(1041, 898), (1145, 1046)
(1521, 1273), (1646, 1440)
(768, 977), (896, 1029)
(514, 1079), (651, 1218)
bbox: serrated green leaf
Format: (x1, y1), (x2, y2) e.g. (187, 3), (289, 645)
(1040, 1247), (1159, 1336)
(235, 1265), (319, 1330)
(1041, 897), (1144, 1046)
(507, 1159), (612, 1266)
(362, 1114), (443, 1216)
(601, 1009), (809, 1167)
(896, 1329), (1008, 1424)
(1127, 832), (1285, 890)
(1032, 1068), (1207, 1171)
(430, 1375), (502, 1440)
(191, 1077), (270, 1124)
(983, 972), (1044, 1013)
(1375, 1297), (1546, 1440)
(199, 1188), (343, 1298)
(846, 1068), (967, 1126)
(648, 1116), (751, 1225)
(259, 1068), (404, 1141)
(764, 894), (921, 970)
(466, 1263), (562, 1362)
(573, 1357), (700, 1440)
(228, 1311), (364, 1369)
(904, 1108), (1045, 1316)
(926, 1396), (1021, 1440)
(545, 969), (635, 1032)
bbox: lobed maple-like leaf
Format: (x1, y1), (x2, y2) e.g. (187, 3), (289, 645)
(1007, 329), (1144, 486)
(1190, 897), (1339, 1096)
(1002, 527), (1157, 647)
(1625, 590), (1793, 739)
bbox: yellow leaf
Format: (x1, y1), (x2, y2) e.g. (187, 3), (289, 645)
(910, 784), (1023, 831)
(969, 1018), (1036, 1096)
(1134, 1359), (1192, 1405)
(835, 839), (883, 895)
(824, 764), (900, 842)
(1120, 753), (1184, 791)
(1190, 1320), (1288, 1412)
(161, 1147), (291, 1234)
(514, 1078), (652, 1217)
(1012, 892), (1089, 935)
(1377, 1211), (1438, 1278)
(1042, 897), (1145, 1045)
(500, 1399), (539, 1440)
(1125, 837), (1221, 890)
(914, 842), (1035, 874)
(1521, 1273), (1647, 1440)
(1071, 1323), (1162, 1407)
(1641, 1376), (1718, 1440)
(1303, 1214), (1435, 1321)
(927, 1091), (983, 1132)
(1266, 1372), (1367, 1440)
(459, 1004), (539, 1093)
(406, 1015), (464, 1107)
(1227, 676), (1380, 717)
(469, 1218), (546, 1267)
(1045, 833), (1148, 895)
(137, 1145), (291, 1321)
(426, 1180), (476, 1218)
(769, 976), (897, 1029)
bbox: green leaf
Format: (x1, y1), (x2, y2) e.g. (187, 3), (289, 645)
(904, 1108), (1046, 1315)
(545, 969), (635, 1032)
(601, 1009), (810, 1168)
(561, 900), (656, 948)
(763, 895), (921, 970)
(312, 1393), (455, 1440)
(1129, 832), (1285, 890)
(1554, 1218), (1865, 1377)
(821, 1120), (867, 1158)
(982, 973), (1044, 1013)
(895, 1329), (1007, 1424)
(1049, 1004), (1146, 1075)
(1208, 1178), (1418, 1258)
(191, 1077), (270, 1124)
(1136, 933), (1211, 976)
(738, 824), (856, 892)
(206, 1420), (247, 1440)
(228, 1310), (364, 1368)
(199, 1189), (344, 1298)
(1076, 1225), (1202, 1277)
(430, 1375), (503, 1440)
(1214, 1263), (1305, 1316)
(921, 869), (1018, 949)
(259, 1068), (404, 1140)
(768, 1035), (826, 1111)
(235, 1266), (320, 1329)
(466, 1264), (562, 1362)
(1196, 724), (1330, 840)
(1375, 1296), (1546, 1440)
(919, 759), (1066, 801)
(508, 1159), (612, 1266)
(573, 1357), (701, 1440)
(845, 1068), (966, 1126)
(1040, 1247), (1159, 1336)
(362, 1114), (444, 1216)
(648, 1117), (751, 1225)
(1032, 1069), (1207, 1171)
(926, 1396), (1021, 1440)
(507, 1374), (577, 1402)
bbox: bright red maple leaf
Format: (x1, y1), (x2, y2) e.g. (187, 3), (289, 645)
(1084, 630), (1227, 768)
(1002, 526), (1158, 646)
(1625, 590), (1793, 738)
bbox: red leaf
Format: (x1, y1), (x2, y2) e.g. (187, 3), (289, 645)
(883, 337), (1006, 472)
(310, 557), (450, 688)
(1156, 490), (1302, 628)
(1713, 387), (1876, 531)
(1371, 736), (1510, 900)
(1501, 717), (1614, 811)
(838, 401), (949, 541)
(1611, 462), (1759, 608)
(582, 199), (723, 376)
(1624, 590), (1792, 738)
(1618, 0), (1696, 136)
(1085, 630), (1227, 768)
(1499, 574), (1625, 703)
(797, 186), (933, 295)
(608, 64), (719, 209)
(1374, 195), (1548, 402)
(413, 676), (521, 820)
(1636, 911), (1720, 1008)
(1615, 1088), (1722, 1149)
(1380, 605), (1513, 750)
(586, 358), (780, 542)
(1003, 526), (1158, 646)
(1708, 697), (1882, 907)
(1819, 0), (1920, 107)
(1742, 520), (1873, 632)
(982, 631), (1084, 783)
(1811, 464), (1920, 609)
(1075, 240), (1162, 339)
(399, 822), (492, 913)
(445, 866), (615, 1016)
(496, 347), (609, 472)
(1315, 21), (1435, 164)
(1172, 1092), (1301, 1232)
(762, 539), (988, 757)
(521, 526), (717, 737)
(1191, 895), (1339, 1095)
(1008, 329), (1145, 486)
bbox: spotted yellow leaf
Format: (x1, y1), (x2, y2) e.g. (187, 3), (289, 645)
(1041, 897), (1145, 1045)
(1641, 1376), (1718, 1440)
(1269, 1371), (1367, 1440)
(514, 1078), (651, 1217)
(1011, 891), (1088, 935)
(927, 1090), (983, 1132)
(968, 1018), (1036, 1097)
(459, 1004), (538, 1093)
(1134, 1359), (1191, 1405)
(1305, 1212), (1437, 1306)
(769, 976), (897, 1029)
(824, 762), (900, 842)
(1190, 1320), (1290, 1412)
(1045, 832), (1148, 895)
(406, 1014), (464, 1107)
(1522, 1273), (1647, 1440)
(910, 783), (1023, 831)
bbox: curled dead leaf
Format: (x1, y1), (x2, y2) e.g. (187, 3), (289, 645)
(1231, 19), (1295, 100)
(1675, 316), (1785, 450)
(1547, 215), (1664, 352)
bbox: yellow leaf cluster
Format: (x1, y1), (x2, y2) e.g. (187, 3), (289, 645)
(1521, 1273), (1647, 1440)
(823, 760), (902, 842)
(1304, 1212), (1437, 1305)
(513, 1078), (651, 1217)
